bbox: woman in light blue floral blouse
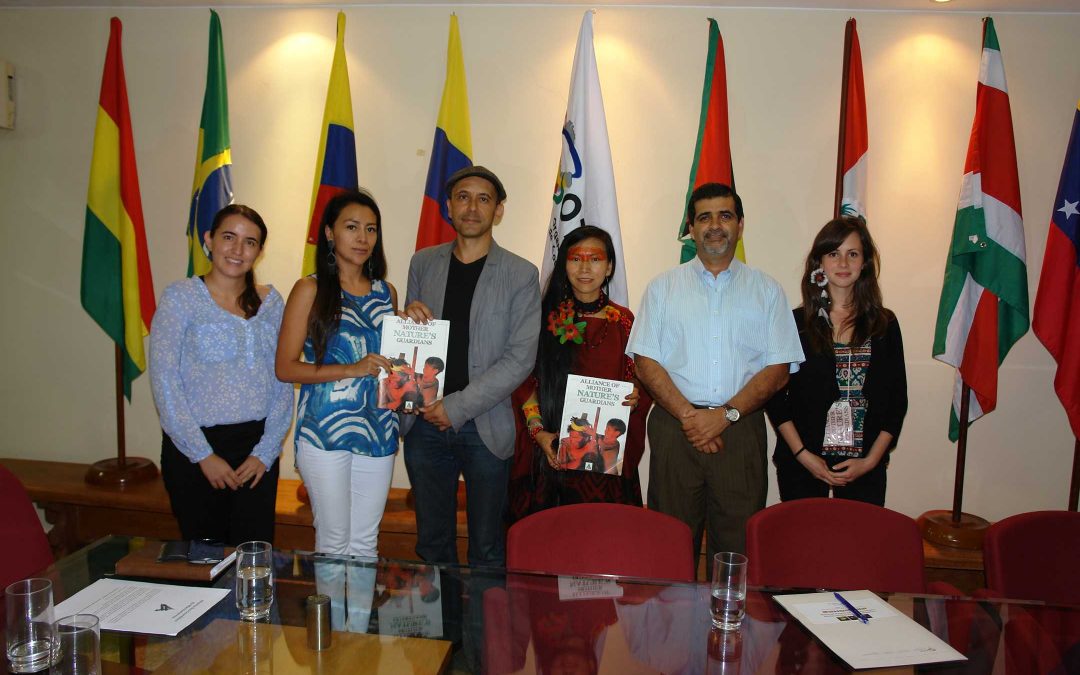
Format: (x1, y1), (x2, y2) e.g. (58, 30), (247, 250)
(150, 204), (293, 545)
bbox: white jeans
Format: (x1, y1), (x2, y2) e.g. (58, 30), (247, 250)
(297, 442), (395, 632)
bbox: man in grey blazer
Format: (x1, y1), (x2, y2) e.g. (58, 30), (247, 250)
(400, 165), (541, 568)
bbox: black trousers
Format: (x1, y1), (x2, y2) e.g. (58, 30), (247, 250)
(161, 419), (279, 546)
(773, 449), (887, 506)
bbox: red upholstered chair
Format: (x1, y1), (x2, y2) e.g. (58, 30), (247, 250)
(983, 510), (1080, 605)
(506, 503), (695, 582)
(983, 511), (1080, 675)
(484, 504), (694, 674)
(0, 466), (53, 591)
(745, 498), (925, 594)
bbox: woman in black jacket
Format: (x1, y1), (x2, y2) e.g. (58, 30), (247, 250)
(766, 217), (907, 505)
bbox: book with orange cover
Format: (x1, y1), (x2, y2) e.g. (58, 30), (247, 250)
(115, 542), (236, 582)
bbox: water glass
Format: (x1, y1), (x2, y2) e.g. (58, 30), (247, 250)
(235, 541), (274, 621)
(5, 578), (55, 673)
(710, 552), (747, 631)
(50, 614), (100, 675)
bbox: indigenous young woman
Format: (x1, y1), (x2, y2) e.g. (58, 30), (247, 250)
(150, 204), (293, 546)
(275, 189), (397, 632)
(508, 226), (650, 520)
(765, 217), (907, 505)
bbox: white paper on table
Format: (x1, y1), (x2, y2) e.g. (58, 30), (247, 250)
(54, 579), (230, 636)
(773, 590), (967, 670)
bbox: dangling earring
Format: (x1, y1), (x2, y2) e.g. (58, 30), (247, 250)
(809, 266), (830, 320)
(326, 239), (337, 274)
(365, 259), (373, 279)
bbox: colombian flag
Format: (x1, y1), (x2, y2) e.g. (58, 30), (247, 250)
(303, 11), (358, 276)
(81, 17), (156, 400)
(416, 14), (473, 251)
(186, 10), (233, 278)
(678, 19), (742, 264)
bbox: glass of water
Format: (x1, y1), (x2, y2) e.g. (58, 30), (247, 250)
(235, 541), (274, 622)
(710, 552), (747, 631)
(50, 614), (100, 675)
(5, 578), (55, 673)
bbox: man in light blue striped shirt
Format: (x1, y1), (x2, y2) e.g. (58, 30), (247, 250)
(627, 183), (803, 571)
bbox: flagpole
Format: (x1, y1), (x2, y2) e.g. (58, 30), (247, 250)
(951, 383), (972, 521)
(84, 346), (159, 486)
(918, 382), (990, 548)
(833, 18), (854, 219)
(1069, 439), (1079, 511)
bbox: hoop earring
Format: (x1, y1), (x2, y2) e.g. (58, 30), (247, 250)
(326, 240), (337, 273)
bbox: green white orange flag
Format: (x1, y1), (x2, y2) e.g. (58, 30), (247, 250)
(677, 18), (742, 264)
(81, 17), (156, 400)
(836, 18), (868, 220)
(933, 18), (1029, 441)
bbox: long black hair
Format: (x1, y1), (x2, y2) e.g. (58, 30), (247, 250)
(800, 217), (888, 354)
(308, 188), (387, 364)
(535, 225), (617, 431)
(208, 204), (267, 319)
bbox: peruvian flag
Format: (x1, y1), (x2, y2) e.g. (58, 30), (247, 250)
(836, 18), (868, 220)
(932, 17), (1029, 442)
(1033, 101), (1080, 439)
(677, 18), (742, 264)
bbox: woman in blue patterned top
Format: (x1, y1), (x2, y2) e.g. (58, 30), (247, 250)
(150, 204), (293, 546)
(276, 189), (398, 632)
(766, 217), (908, 505)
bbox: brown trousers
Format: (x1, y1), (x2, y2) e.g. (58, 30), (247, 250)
(646, 405), (767, 577)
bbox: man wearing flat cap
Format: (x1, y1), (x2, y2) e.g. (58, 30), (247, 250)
(401, 166), (541, 569)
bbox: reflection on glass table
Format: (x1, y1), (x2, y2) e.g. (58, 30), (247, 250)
(32, 536), (1080, 674)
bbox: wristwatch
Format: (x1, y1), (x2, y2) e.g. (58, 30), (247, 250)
(720, 403), (741, 424)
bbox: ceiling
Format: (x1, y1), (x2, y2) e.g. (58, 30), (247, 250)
(1, 0), (1078, 13)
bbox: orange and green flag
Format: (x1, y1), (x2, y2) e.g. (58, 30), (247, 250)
(678, 18), (742, 263)
(81, 17), (156, 400)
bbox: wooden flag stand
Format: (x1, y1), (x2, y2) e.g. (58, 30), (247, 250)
(85, 345), (158, 486)
(917, 383), (990, 549)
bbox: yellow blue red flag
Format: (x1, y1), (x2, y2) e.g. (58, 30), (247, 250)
(303, 11), (358, 276)
(416, 14), (473, 251)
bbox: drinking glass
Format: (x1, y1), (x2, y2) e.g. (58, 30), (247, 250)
(235, 541), (274, 621)
(5, 578), (55, 673)
(49, 614), (100, 675)
(710, 552), (747, 631)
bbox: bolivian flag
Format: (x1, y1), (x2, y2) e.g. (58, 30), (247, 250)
(81, 17), (156, 400)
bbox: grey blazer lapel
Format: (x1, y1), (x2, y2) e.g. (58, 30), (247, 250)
(427, 243), (454, 319)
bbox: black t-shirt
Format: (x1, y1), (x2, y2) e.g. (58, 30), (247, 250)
(441, 253), (487, 395)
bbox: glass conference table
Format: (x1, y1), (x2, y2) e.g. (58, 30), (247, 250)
(31, 536), (1080, 674)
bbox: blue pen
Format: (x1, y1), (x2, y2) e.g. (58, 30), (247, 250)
(833, 592), (869, 624)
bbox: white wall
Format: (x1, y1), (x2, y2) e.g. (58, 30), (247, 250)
(1, 5), (1077, 523)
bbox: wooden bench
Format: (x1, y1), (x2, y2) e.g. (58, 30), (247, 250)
(0, 458), (467, 562)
